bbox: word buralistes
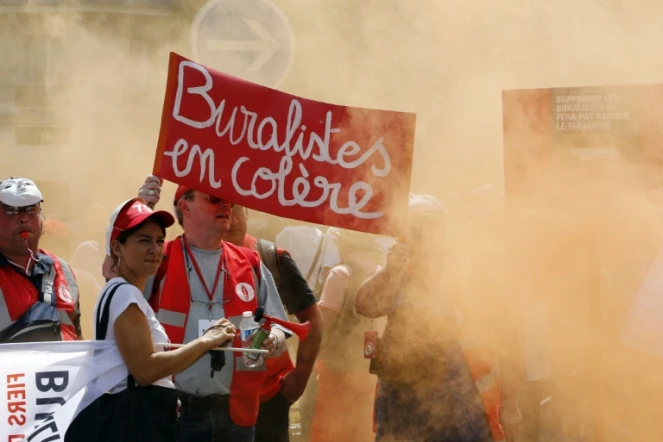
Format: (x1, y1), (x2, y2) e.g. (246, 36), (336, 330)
(165, 61), (392, 219)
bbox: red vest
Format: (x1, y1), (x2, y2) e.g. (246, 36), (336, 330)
(0, 251), (78, 341)
(242, 235), (296, 403)
(153, 237), (267, 427)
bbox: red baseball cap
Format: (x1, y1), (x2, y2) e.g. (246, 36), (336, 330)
(106, 198), (175, 255)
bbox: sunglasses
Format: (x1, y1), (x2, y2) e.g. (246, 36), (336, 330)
(199, 194), (234, 207)
(1, 204), (41, 217)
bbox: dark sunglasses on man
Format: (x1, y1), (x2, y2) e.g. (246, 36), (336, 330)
(202, 194), (234, 207)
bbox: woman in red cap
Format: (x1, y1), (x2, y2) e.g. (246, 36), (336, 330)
(66, 198), (237, 442)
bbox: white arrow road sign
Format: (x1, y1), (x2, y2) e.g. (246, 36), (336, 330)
(206, 19), (279, 72)
(191, 0), (295, 88)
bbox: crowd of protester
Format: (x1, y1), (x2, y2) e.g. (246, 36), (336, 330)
(2, 174), (662, 441)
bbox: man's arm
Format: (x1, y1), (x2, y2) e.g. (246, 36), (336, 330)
(257, 262), (289, 356)
(258, 262), (289, 319)
(292, 304), (323, 370)
(354, 268), (401, 318)
(317, 265), (350, 343)
(354, 242), (409, 318)
(277, 252), (323, 374)
(263, 252), (324, 403)
(280, 303), (323, 403)
(279, 252), (323, 372)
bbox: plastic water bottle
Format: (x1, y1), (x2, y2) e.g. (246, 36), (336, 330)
(239, 311), (263, 368)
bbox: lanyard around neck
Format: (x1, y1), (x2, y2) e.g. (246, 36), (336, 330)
(182, 235), (225, 304)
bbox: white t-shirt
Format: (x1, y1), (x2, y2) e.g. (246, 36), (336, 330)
(94, 277), (175, 392)
(276, 226), (323, 278)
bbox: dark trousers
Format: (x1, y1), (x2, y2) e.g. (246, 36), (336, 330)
(177, 396), (255, 442)
(255, 392), (291, 442)
(66, 385), (178, 442)
(375, 345), (492, 442)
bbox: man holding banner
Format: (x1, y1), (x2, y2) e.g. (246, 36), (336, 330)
(145, 51), (416, 441)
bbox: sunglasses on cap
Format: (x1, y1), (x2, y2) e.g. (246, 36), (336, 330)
(1, 203), (41, 217)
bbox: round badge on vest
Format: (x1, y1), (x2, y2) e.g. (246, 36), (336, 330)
(235, 282), (255, 302)
(364, 342), (375, 358)
(59, 286), (73, 304)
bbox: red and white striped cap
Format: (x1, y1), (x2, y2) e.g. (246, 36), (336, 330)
(105, 198), (175, 256)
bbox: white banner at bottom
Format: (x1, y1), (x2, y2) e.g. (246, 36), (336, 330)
(0, 340), (127, 442)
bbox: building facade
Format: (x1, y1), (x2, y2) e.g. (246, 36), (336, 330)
(0, 0), (178, 223)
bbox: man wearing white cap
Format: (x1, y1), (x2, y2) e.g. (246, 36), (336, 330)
(0, 177), (82, 342)
(354, 193), (519, 442)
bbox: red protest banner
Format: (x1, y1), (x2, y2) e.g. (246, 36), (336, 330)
(502, 84), (663, 209)
(154, 52), (415, 235)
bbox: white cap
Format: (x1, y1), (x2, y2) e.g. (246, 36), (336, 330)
(0, 178), (43, 207)
(242, 311), (252, 318)
(408, 193), (444, 215)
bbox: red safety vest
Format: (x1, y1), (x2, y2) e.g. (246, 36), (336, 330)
(0, 251), (78, 341)
(242, 235), (296, 403)
(153, 237), (267, 427)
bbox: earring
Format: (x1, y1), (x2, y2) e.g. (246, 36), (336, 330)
(117, 256), (121, 268)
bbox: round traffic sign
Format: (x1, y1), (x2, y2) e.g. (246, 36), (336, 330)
(191, 0), (296, 88)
